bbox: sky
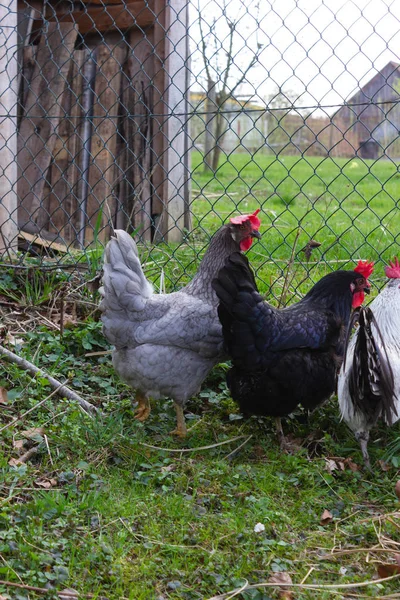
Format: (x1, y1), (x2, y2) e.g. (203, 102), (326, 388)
(189, 0), (400, 113)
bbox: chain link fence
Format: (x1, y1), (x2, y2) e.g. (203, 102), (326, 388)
(0, 0), (399, 297)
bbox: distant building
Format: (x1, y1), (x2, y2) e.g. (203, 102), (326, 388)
(189, 92), (268, 153)
(329, 62), (400, 159)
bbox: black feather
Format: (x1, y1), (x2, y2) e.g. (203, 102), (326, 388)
(212, 252), (368, 420)
(347, 306), (398, 426)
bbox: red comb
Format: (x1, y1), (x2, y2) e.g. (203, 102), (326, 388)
(384, 257), (400, 279)
(354, 259), (374, 278)
(230, 208), (261, 229)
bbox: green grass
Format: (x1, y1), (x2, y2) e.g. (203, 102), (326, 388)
(149, 153), (399, 302)
(1, 153), (400, 599)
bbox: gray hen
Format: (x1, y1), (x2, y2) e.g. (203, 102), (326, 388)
(100, 210), (261, 436)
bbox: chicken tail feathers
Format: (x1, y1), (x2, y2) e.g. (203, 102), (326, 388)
(347, 306), (397, 425)
(100, 230), (153, 316)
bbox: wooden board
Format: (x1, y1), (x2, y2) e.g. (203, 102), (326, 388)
(17, 22), (78, 232)
(53, 1), (155, 34)
(43, 50), (86, 244)
(151, 0), (168, 240)
(18, 230), (69, 253)
(85, 43), (127, 244)
(0, 0), (18, 255)
(122, 29), (154, 241)
(163, 0), (189, 242)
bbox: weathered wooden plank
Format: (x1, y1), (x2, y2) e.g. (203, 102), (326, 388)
(151, 0), (168, 240)
(85, 43), (127, 244)
(53, 1), (155, 35)
(17, 22), (78, 232)
(0, 0), (18, 256)
(44, 57), (74, 239)
(64, 50), (86, 243)
(163, 0), (189, 242)
(123, 29), (153, 241)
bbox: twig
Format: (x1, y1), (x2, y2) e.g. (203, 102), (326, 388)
(207, 573), (400, 600)
(277, 227), (301, 308)
(224, 435), (253, 460)
(138, 435), (248, 453)
(0, 579), (106, 598)
(319, 547), (400, 559)
(0, 344), (99, 415)
(0, 383), (67, 433)
(224, 579), (249, 600)
(300, 566), (315, 584)
(44, 434), (54, 466)
(12, 446), (38, 464)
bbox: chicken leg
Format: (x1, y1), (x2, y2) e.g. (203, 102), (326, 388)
(356, 431), (372, 471)
(275, 417), (292, 452)
(170, 403), (187, 437)
(134, 390), (151, 422)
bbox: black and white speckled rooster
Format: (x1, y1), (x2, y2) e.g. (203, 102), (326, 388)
(338, 258), (400, 469)
(100, 210), (261, 437)
(212, 253), (374, 448)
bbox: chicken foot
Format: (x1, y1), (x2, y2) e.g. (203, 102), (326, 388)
(275, 417), (293, 453)
(356, 432), (372, 471)
(134, 391), (151, 422)
(170, 403), (187, 437)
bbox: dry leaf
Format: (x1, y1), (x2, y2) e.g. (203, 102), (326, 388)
(13, 439), (25, 450)
(395, 480), (400, 500)
(35, 478), (57, 489)
(377, 562), (400, 578)
(8, 457), (23, 467)
(21, 427), (44, 440)
(4, 332), (25, 347)
(325, 456), (360, 473)
(0, 387), (8, 404)
(344, 458), (360, 472)
(302, 239), (321, 261)
(378, 460), (391, 472)
(320, 509), (333, 525)
(268, 571), (293, 599)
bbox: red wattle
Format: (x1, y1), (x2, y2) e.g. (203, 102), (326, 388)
(240, 238), (253, 252)
(352, 291), (364, 308)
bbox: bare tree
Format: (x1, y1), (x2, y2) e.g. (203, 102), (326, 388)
(197, 0), (263, 173)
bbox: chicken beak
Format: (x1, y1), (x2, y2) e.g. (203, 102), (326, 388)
(251, 230), (261, 239)
(364, 286), (370, 294)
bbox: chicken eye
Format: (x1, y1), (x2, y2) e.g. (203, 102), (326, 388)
(239, 224), (246, 230)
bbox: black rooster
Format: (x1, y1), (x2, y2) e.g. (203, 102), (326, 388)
(212, 253), (374, 448)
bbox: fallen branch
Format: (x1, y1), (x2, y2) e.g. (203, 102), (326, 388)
(0, 345), (99, 416)
(224, 435), (253, 460)
(0, 578), (106, 598)
(138, 435), (248, 453)
(207, 572), (400, 600)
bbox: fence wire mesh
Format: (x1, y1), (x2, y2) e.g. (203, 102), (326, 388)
(0, 0), (399, 299)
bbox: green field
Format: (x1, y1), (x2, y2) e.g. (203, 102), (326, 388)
(0, 154), (400, 599)
(156, 153), (399, 300)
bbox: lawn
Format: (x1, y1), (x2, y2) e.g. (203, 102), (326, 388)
(157, 152), (399, 301)
(0, 153), (400, 600)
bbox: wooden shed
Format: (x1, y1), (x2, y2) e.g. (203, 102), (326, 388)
(9, 0), (190, 251)
(329, 62), (400, 159)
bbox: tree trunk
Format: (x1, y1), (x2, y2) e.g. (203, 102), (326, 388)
(211, 105), (228, 172)
(203, 78), (216, 173)
(0, 0), (18, 257)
